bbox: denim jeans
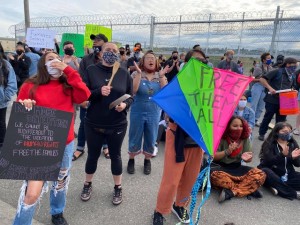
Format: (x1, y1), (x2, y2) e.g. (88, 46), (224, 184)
(259, 102), (287, 136)
(250, 83), (265, 122)
(13, 141), (74, 225)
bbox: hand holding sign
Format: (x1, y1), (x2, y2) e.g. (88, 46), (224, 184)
(18, 99), (36, 111)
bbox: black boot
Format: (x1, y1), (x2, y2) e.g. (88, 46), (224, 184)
(144, 159), (151, 175)
(127, 158), (135, 174)
(218, 189), (234, 203)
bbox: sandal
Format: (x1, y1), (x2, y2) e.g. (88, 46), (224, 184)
(72, 150), (84, 161)
(103, 148), (110, 159)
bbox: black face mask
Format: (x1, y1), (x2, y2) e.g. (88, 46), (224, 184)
(93, 46), (102, 54)
(119, 51), (125, 55)
(16, 50), (24, 56)
(64, 48), (74, 56)
(172, 55), (178, 60)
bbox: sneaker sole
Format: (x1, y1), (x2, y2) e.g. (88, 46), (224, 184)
(112, 199), (123, 205)
(171, 208), (190, 224)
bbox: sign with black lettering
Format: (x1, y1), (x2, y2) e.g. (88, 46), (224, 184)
(0, 103), (73, 181)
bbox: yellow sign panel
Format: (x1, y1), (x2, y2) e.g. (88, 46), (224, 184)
(84, 24), (112, 48)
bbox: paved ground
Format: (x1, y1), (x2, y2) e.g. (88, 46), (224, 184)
(1, 100), (300, 225)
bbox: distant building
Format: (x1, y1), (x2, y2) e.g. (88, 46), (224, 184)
(0, 37), (16, 52)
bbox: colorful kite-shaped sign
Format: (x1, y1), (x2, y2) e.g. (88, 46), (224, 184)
(153, 58), (253, 224)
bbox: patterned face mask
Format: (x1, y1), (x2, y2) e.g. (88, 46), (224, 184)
(102, 51), (119, 65)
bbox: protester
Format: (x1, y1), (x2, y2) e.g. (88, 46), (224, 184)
(217, 50), (241, 74)
(0, 54), (17, 148)
(152, 49), (207, 225)
(164, 51), (180, 82)
(258, 122), (300, 200)
(127, 52), (168, 175)
(251, 52), (273, 127)
(61, 41), (81, 70)
(210, 116), (266, 203)
(293, 68), (300, 135)
(80, 42), (133, 205)
(73, 33), (109, 161)
(258, 57), (298, 141)
(206, 56), (214, 68)
(127, 45), (142, 74)
(272, 55), (285, 68)
(233, 93), (255, 134)
(179, 52), (186, 64)
(119, 46), (128, 70)
(237, 60), (244, 74)
(13, 52), (90, 225)
(8, 42), (31, 89)
(24, 44), (40, 77)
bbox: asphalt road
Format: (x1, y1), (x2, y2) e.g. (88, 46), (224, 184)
(1, 101), (300, 225)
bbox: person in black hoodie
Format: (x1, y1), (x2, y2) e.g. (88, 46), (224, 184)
(8, 42), (31, 88)
(258, 122), (300, 200)
(80, 42), (133, 205)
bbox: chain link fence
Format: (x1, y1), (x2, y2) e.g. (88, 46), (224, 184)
(9, 6), (300, 59)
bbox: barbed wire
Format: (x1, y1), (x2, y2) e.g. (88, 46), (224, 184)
(9, 9), (300, 54)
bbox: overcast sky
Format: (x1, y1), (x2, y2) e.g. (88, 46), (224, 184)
(0, 0), (299, 37)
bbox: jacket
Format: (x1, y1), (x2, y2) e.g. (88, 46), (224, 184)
(0, 60), (18, 109)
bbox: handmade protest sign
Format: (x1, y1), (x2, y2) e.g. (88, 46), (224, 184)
(84, 24), (112, 48)
(153, 58), (253, 225)
(26, 28), (56, 49)
(60, 33), (84, 57)
(0, 103), (72, 181)
(153, 59), (253, 156)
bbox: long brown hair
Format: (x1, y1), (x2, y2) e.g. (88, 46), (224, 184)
(25, 52), (72, 99)
(138, 52), (160, 72)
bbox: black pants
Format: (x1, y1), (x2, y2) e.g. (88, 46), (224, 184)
(0, 107), (7, 147)
(84, 123), (127, 176)
(259, 102), (286, 136)
(262, 168), (300, 200)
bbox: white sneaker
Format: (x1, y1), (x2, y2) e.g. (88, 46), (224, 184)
(153, 144), (158, 157)
(269, 187), (278, 196)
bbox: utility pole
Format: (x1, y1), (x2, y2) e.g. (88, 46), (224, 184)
(24, 0), (30, 33)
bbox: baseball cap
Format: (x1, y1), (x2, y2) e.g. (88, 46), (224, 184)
(90, 34), (108, 42)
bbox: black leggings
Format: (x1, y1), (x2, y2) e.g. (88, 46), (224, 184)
(84, 123), (127, 176)
(0, 107), (7, 147)
(262, 167), (300, 200)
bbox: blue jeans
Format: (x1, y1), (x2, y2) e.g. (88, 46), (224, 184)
(128, 111), (160, 156)
(13, 141), (74, 225)
(250, 83), (265, 122)
(77, 107), (86, 151)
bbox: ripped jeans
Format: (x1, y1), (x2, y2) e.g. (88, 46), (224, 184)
(13, 141), (74, 225)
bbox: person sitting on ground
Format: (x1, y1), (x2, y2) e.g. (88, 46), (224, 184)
(210, 115), (266, 203)
(233, 93), (255, 136)
(258, 122), (300, 200)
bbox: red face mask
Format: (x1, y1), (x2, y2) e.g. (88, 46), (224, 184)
(229, 129), (243, 141)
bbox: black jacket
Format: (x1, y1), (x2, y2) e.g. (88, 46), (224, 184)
(258, 140), (300, 176)
(84, 63), (133, 129)
(9, 54), (31, 81)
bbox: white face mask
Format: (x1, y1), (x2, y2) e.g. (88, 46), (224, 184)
(238, 100), (247, 108)
(45, 58), (62, 78)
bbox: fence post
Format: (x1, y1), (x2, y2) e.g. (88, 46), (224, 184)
(150, 16), (155, 50)
(237, 12), (245, 60)
(270, 6), (280, 55)
(177, 15), (182, 51)
(205, 14), (212, 55)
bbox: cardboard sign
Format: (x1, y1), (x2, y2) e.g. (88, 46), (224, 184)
(26, 28), (56, 49)
(84, 24), (112, 48)
(60, 33), (85, 57)
(0, 103), (72, 181)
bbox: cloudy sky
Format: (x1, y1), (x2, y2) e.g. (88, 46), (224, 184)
(0, 0), (298, 37)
